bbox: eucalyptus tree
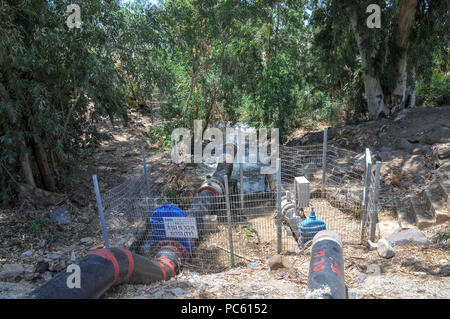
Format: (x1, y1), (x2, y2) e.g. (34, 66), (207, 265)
(309, 0), (449, 119)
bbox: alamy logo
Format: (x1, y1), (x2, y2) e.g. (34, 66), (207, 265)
(66, 4), (82, 29)
(66, 264), (81, 288)
(366, 4), (381, 29)
(172, 121), (279, 174)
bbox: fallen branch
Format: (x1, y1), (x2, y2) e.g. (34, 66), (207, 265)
(214, 245), (255, 263)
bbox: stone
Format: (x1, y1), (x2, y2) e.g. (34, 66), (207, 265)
(398, 138), (414, 151)
(80, 237), (93, 244)
(423, 126), (450, 145)
(366, 264), (381, 275)
(387, 228), (430, 247)
(440, 265), (449, 277)
(438, 148), (450, 160)
(376, 239), (395, 259)
(377, 152), (392, 162)
(49, 205), (72, 225)
(268, 255), (293, 271)
(48, 259), (66, 272)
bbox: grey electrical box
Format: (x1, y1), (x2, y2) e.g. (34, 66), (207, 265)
(294, 176), (310, 209)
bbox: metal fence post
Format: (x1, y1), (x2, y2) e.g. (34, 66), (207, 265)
(223, 174), (235, 267)
(276, 158), (282, 254)
(92, 174), (110, 248)
(322, 127), (328, 194)
(141, 145), (152, 210)
(239, 163), (244, 212)
(370, 161), (382, 242)
(172, 138), (179, 165)
(360, 148), (372, 243)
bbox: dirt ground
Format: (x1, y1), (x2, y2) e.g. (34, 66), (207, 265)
(1, 105), (449, 299)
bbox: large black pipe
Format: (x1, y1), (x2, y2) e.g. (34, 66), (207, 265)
(29, 243), (184, 299)
(306, 230), (346, 299)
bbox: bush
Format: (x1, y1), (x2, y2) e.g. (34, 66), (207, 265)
(416, 69), (450, 106)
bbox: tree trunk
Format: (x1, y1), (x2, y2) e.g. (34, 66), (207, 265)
(17, 90), (57, 192)
(32, 140), (56, 192)
(383, 0), (418, 114)
(350, 0), (418, 119)
(0, 83), (36, 187)
(350, 8), (386, 119)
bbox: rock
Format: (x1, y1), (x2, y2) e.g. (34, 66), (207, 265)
(366, 264), (381, 275)
(438, 148), (450, 160)
(440, 265), (450, 277)
(0, 264), (23, 282)
(268, 255), (292, 271)
(377, 152), (392, 162)
(423, 126), (450, 145)
(49, 205), (72, 225)
(35, 261), (49, 273)
(48, 259), (66, 272)
(376, 239), (395, 259)
(387, 228), (430, 247)
(80, 237), (93, 244)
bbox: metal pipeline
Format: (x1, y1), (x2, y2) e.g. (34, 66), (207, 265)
(185, 143), (236, 239)
(280, 193), (304, 245)
(306, 230), (346, 299)
(28, 242), (184, 299)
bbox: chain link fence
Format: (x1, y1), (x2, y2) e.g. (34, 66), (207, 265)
(92, 131), (384, 272)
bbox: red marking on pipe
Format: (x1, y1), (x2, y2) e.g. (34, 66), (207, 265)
(116, 247), (134, 282)
(88, 249), (120, 284)
(314, 250), (324, 258)
(330, 262), (343, 276)
(156, 261), (167, 281)
(313, 264), (325, 271)
(156, 256), (176, 278)
(198, 185), (219, 197)
(313, 257), (324, 265)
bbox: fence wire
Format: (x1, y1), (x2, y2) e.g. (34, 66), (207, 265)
(95, 142), (384, 272)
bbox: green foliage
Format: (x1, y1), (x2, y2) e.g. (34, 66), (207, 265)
(1, 0), (448, 207)
(27, 217), (60, 242)
(416, 69), (450, 106)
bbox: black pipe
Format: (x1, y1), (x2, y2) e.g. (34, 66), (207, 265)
(306, 230), (346, 299)
(29, 243), (183, 299)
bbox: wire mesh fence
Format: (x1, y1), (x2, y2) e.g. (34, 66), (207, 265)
(92, 134), (385, 272)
